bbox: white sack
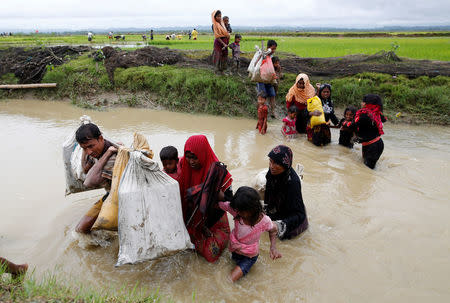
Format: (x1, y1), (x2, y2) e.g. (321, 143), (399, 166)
(253, 164), (305, 199)
(63, 115), (99, 195)
(116, 151), (193, 266)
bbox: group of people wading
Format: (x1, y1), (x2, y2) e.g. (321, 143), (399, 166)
(71, 123), (307, 282)
(211, 9), (385, 170)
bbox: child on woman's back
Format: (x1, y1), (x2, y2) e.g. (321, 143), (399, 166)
(282, 106), (297, 139)
(219, 186), (281, 282)
(159, 146), (180, 179)
(338, 106), (357, 148)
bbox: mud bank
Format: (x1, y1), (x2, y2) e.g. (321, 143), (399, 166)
(0, 46), (449, 124)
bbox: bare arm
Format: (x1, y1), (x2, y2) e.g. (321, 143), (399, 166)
(81, 150), (94, 174)
(269, 224), (282, 259)
(83, 146), (117, 188)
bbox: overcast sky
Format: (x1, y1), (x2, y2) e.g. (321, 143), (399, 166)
(1, 0), (449, 31)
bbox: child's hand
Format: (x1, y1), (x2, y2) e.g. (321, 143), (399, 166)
(316, 83), (321, 89)
(270, 247), (282, 260)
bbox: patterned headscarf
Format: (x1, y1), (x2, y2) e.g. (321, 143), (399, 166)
(268, 145), (293, 170)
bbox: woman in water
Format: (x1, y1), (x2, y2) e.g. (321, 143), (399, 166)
(177, 135), (233, 262)
(264, 145), (308, 239)
(286, 73), (316, 134)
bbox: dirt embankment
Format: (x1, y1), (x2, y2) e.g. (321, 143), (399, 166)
(0, 46), (89, 83)
(1, 46), (449, 84)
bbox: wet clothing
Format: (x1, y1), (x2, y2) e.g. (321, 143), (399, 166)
(85, 140), (116, 191)
(307, 124), (331, 146)
(282, 116), (297, 137)
(256, 104), (268, 135)
(219, 202), (273, 257)
(338, 119), (355, 148)
(265, 146), (308, 239)
(350, 103), (386, 169)
(232, 252), (258, 276)
(286, 74), (316, 134)
(362, 138), (384, 169)
(178, 135), (232, 262)
(318, 84), (339, 126)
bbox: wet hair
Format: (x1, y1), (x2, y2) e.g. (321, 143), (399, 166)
(230, 186), (263, 227)
(288, 105), (297, 114)
(344, 106), (357, 116)
(272, 56), (280, 64)
(235, 34), (242, 40)
(214, 10), (221, 18)
(75, 123), (101, 144)
(159, 146), (178, 161)
(267, 40), (277, 48)
(363, 94), (383, 111)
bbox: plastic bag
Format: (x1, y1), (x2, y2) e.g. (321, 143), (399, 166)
(307, 96), (326, 127)
(116, 151), (193, 266)
(247, 46), (263, 75)
(63, 115), (101, 195)
(259, 56), (276, 83)
(253, 164), (304, 199)
(92, 133), (153, 231)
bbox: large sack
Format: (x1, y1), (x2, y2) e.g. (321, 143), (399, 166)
(307, 96), (326, 127)
(63, 115), (101, 195)
(92, 133), (153, 231)
(116, 151), (193, 266)
(247, 46), (262, 75)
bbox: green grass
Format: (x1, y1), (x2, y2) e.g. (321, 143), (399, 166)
(2, 52), (448, 124)
(0, 264), (170, 302)
(276, 72), (450, 124)
(1, 34), (449, 61)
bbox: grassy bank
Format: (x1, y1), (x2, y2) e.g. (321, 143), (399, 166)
(0, 266), (168, 302)
(1, 54), (449, 124)
(1, 34), (449, 61)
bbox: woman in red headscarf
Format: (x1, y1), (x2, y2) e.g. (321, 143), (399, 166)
(178, 135), (233, 262)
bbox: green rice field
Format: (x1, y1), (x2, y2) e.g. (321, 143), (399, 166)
(1, 33), (449, 61)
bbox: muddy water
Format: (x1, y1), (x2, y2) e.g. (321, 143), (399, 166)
(1, 99), (449, 303)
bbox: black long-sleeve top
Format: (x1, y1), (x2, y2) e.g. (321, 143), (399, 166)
(351, 113), (386, 142)
(321, 98), (339, 125)
(264, 168), (307, 239)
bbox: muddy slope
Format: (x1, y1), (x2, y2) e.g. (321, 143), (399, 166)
(0, 46), (89, 83)
(1, 46), (449, 84)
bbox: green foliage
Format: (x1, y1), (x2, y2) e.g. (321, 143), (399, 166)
(0, 266), (170, 302)
(1, 33), (449, 60)
(114, 66), (256, 116)
(326, 73), (450, 124)
(0, 73), (19, 84)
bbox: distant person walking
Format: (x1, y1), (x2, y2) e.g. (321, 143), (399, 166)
(87, 32), (93, 42)
(211, 10), (230, 74)
(192, 28), (198, 40)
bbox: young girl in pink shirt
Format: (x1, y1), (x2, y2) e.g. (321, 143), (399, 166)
(219, 186), (282, 282)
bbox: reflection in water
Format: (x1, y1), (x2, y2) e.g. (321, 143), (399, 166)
(0, 100), (449, 302)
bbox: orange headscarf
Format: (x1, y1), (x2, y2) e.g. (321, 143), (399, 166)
(211, 10), (230, 39)
(286, 73), (316, 105)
